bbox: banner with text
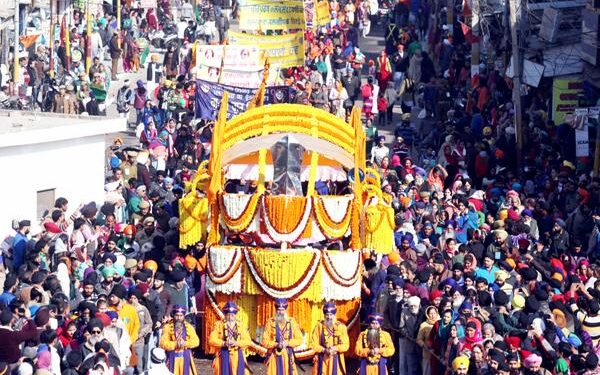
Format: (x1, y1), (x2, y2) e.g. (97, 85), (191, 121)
(228, 32), (305, 68)
(239, 1), (306, 31)
(315, 0), (331, 27)
(195, 45), (264, 83)
(195, 80), (292, 120)
(552, 77), (583, 125)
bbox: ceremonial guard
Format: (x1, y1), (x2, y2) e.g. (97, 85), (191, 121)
(354, 313), (395, 375)
(159, 304), (200, 375)
(209, 301), (252, 375)
(310, 302), (350, 375)
(262, 298), (304, 375)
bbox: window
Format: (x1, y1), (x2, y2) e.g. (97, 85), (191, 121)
(36, 189), (55, 220)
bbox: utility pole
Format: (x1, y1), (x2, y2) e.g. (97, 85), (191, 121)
(509, 0), (523, 168)
(447, 0), (454, 36)
(471, 0), (480, 78)
(49, 0), (55, 77)
(13, 0), (19, 91)
(117, 0), (121, 48)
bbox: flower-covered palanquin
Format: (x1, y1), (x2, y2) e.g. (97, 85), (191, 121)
(179, 95), (394, 359)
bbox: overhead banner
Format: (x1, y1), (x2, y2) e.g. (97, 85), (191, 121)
(304, 0), (315, 28)
(315, 0), (331, 27)
(223, 45), (263, 70)
(229, 32), (305, 68)
(195, 45), (225, 68)
(195, 44), (264, 84)
(195, 79), (292, 120)
(552, 77), (583, 125)
(239, 1), (306, 31)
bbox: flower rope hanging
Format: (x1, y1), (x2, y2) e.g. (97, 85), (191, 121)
(206, 246), (244, 285)
(312, 196), (353, 239)
(261, 196), (313, 244)
(243, 248), (321, 299)
(321, 250), (362, 287)
(219, 193), (261, 233)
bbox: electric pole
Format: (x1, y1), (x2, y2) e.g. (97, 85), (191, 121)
(471, 0), (480, 77)
(447, 0), (454, 36)
(13, 0), (19, 90)
(509, 0), (523, 168)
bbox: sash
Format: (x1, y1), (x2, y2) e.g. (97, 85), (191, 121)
(318, 323), (339, 375)
(275, 321), (294, 375)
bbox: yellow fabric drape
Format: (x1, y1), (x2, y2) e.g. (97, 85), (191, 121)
(349, 107), (364, 249)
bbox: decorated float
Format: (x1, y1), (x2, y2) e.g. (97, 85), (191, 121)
(179, 95), (396, 358)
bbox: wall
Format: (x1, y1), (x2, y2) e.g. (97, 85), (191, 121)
(0, 134), (107, 233)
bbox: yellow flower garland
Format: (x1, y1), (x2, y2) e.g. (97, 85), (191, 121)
(179, 194), (209, 248)
(364, 204), (395, 254)
(312, 196), (353, 239)
(241, 249), (322, 302)
(219, 193), (261, 233)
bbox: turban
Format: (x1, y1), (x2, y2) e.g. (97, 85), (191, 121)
(367, 313), (384, 323)
(505, 336), (521, 349)
(101, 266), (116, 279)
(387, 251), (401, 265)
(172, 304), (186, 316)
(323, 301), (337, 314)
(512, 295), (525, 309)
(523, 354), (542, 368)
(223, 301), (238, 314)
(274, 298), (288, 308)
(452, 356), (470, 371)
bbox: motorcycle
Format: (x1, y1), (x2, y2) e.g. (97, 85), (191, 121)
(148, 22), (179, 50)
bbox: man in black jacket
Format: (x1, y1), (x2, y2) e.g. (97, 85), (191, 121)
(384, 277), (405, 375)
(86, 91), (101, 116)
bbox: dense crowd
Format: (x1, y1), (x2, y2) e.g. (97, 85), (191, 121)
(4, 0), (600, 374)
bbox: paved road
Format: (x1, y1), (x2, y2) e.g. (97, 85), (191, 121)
(194, 356), (365, 374)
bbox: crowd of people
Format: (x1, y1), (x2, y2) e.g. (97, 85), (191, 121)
(4, 0), (600, 374)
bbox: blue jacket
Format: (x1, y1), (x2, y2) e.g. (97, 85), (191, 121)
(11, 232), (27, 271)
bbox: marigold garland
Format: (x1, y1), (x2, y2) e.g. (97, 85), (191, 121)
(244, 248), (321, 299)
(263, 196), (307, 233)
(219, 193), (261, 232)
(261, 196), (313, 244)
(206, 247), (243, 284)
(364, 204), (395, 254)
(179, 195), (209, 248)
(321, 250), (362, 287)
(312, 196), (353, 239)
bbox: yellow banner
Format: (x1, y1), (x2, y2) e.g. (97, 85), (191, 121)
(229, 32), (305, 68)
(239, 1), (306, 31)
(315, 0), (330, 27)
(552, 77), (583, 125)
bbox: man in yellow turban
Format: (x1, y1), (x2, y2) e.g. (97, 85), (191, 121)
(262, 298), (303, 375)
(209, 301), (252, 374)
(354, 313), (395, 375)
(310, 302), (350, 375)
(452, 356), (470, 375)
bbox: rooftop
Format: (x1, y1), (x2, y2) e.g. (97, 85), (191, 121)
(0, 111), (127, 148)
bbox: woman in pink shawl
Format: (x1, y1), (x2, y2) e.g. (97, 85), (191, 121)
(427, 164), (448, 193)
